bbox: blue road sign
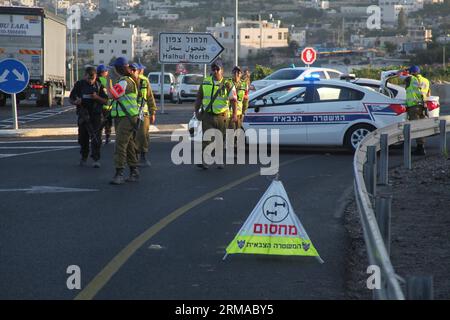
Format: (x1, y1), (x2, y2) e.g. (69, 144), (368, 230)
(0, 59), (30, 95)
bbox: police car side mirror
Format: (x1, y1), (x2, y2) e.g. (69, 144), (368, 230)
(255, 106), (260, 113)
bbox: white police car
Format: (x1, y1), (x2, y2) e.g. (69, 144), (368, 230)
(244, 76), (408, 151)
(250, 67), (342, 92)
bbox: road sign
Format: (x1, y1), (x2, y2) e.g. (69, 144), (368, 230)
(0, 59), (30, 94)
(224, 180), (323, 263)
(301, 47), (317, 66)
(159, 32), (225, 64)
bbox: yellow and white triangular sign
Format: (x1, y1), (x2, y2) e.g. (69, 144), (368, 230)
(225, 180), (323, 263)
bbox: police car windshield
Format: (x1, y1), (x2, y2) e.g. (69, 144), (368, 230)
(184, 75), (203, 85)
(265, 69), (305, 80)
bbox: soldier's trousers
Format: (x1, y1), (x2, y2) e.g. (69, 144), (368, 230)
(113, 116), (138, 169)
(135, 114), (150, 153)
(407, 105), (426, 146)
(201, 112), (228, 161)
(103, 112), (113, 136)
(78, 114), (102, 161)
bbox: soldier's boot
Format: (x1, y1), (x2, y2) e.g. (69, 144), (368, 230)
(126, 166), (140, 182)
(110, 168), (125, 185)
(104, 134), (110, 145)
(413, 144), (426, 156)
(138, 152), (151, 167)
(79, 157), (88, 167)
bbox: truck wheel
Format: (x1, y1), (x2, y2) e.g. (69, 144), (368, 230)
(344, 124), (376, 152)
(56, 96), (64, 106)
(45, 86), (53, 107)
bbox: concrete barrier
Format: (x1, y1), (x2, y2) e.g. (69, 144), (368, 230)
(431, 84), (450, 105)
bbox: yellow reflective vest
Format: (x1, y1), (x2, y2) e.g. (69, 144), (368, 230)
(111, 76), (139, 117)
(201, 76), (231, 114)
(405, 76), (423, 107)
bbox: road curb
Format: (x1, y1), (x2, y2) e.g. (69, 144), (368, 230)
(0, 124), (188, 138)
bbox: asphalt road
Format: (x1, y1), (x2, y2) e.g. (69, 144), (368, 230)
(0, 99), (448, 300)
(0, 133), (356, 299)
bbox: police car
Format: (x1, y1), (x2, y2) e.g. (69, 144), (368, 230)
(249, 67), (343, 92)
(243, 75), (408, 151)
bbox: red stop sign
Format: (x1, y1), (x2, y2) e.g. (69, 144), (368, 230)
(301, 47), (317, 65)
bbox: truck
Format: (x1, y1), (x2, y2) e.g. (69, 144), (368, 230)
(0, 6), (66, 107)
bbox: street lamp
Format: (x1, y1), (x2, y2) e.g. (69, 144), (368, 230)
(234, 0), (238, 67)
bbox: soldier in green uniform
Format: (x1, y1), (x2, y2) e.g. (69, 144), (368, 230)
(109, 57), (140, 185)
(133, 63), (157, 167)
(194, 59), (237, 169)
(96, 64), (113, 144)
(229, 66), (249, 130)
(401, 65), (431, 156)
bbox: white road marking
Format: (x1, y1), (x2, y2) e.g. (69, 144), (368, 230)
(0, 147), (77, 158)
(0, 106), (75, 128)
(0, 186), (98, 194)
(0, 146), (75, 149)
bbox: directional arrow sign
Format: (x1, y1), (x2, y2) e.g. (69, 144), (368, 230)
(159, 32), (225, 64)
(0, 186), (98, 194)
(0, 59), (30, 94)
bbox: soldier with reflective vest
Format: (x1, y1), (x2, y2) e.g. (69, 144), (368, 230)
(109, 57), (141, 185)
(132, 63), (157, 167)
(401, 65), (430, 156)
(194, 59), (238, 169)
(229, 66), (249, 130)
(96, 64), (113, 145)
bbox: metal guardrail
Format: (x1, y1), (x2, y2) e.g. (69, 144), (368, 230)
(353, 116), (450, 300)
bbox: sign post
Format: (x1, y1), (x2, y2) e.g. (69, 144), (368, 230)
(0, 59), (30, 130)
(301, 47), (317, 67)
(161, 63), (165, 114)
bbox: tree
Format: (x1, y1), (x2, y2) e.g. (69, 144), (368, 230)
(250, 65), (273, 81)
(384, 41), (398, 55)
(397, 9), (407, 35)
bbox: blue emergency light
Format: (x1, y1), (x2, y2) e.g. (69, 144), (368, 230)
(304, 73), (321, 82)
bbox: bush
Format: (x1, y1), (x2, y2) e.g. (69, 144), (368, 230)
(250, 65), (273, 81)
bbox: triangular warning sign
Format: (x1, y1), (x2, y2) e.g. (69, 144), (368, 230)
(225, 180), (323, 262)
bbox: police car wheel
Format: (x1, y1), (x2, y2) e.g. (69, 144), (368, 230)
(344, 124), (376, 152)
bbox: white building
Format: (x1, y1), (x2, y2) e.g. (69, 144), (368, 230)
(298, 0), (330, 10)
(290, 29), (306, 47)
(379, 0), (424, 24)
(57, 0), (70, 10)
(207, 17), (289, 61)
(93, 26), (153, 65)
(340, 6), (369, 17)
(6, 0), (35, 6)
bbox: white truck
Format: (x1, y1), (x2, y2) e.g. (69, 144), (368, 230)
(0, 6), (66, 107)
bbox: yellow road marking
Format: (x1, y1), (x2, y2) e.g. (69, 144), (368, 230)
(75, 156), (313, 300)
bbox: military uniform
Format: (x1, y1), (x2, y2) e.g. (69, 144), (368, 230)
(229, 79), (248, 130)
(110, 70), (140, 184)
(195, 74), (236, 167)
(98, 75), (113, 144)
(135, 73), (157, 166)
(405, 73), (430, 151)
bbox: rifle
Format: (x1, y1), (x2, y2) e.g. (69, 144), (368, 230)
(136, 96), (147, 132)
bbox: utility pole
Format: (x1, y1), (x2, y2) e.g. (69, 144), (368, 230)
(234, 0), (238, 66)
(259, 13), (262, 49)
(444, 45), (446, 70)
(69, 28), (74, 90)
(75, 31), (79, 82)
